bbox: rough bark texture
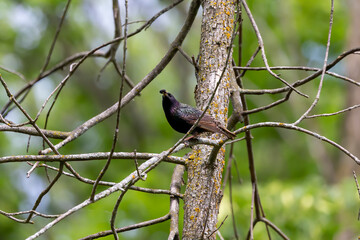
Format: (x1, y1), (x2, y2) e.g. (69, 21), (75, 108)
(337, 0), (360, 180)
(182, 1), (236, 239)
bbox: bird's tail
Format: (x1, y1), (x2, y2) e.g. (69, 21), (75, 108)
(219, 126), (236, 139)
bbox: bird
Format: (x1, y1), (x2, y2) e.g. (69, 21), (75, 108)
(160, 89), (235, 139)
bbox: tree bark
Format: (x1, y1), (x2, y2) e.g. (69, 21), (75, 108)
(182, 1), (236, 239)
(337, 0), (360, 180)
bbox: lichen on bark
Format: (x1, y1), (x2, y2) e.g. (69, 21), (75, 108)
(182, 0), (236, 239)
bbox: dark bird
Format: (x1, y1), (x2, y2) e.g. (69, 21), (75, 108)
(160, 89), (235, 139)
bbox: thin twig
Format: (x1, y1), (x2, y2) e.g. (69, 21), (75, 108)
(353, 171), (360, 198)
(238, 46), (261, 79)
(233, 121), (360, 165)
(1, 51), (106, 116)
(207, 215), (228, 239)
(259, 218), (289, 240)
(26, 161), (39, 178)
(90, 0), (128, 202)
(234, 66), (359, 86)
(96, 59), (112, 81)
(1, 0), (72, 117)
(133, 149), (146, 180)
(240, 0), (307, 98)
(0, 152), (185, 164)
(249, 183), (255, 240)
(0, 209), (59, 224)
(26, 163), (64, 222)
(111, 60), (138, 93)
(353, 171), (360, 221)
(306, 104), (360, 119)
(111, 183), (131, 240)
(0, 75), (61, 155)
(106, 0), (122, 58)
(241, 90), (291, 115)
(227, 148), (239, 240)
(293, 0), (334, 125)
(201, 182), (216, 239)
(96, 0), (122, 81)
(40, 0), (72, 74)
(79, 214), (171, 240)
(144, 0), (184, 30)
(39, 0), (200, 155)
(0, 125), (70, 139)
(0, 65), (26, 81)
(26, 161), (184, 197)
(0, 210), (33, 224)
(177, 46), (194, 65)
(234, 50), (262, 226)
(1, 0), (182, 116)
(238, 47), (360, 96)
(0, 74), (67, 222)
(26, 132), (198, 239)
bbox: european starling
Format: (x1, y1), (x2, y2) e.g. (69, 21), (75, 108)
(160, 89), (235, 139)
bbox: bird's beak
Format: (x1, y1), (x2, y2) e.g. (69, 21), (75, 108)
(160, 89), (167, 96)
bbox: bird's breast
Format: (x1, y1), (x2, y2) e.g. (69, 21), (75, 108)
(164, 108), (193, 134)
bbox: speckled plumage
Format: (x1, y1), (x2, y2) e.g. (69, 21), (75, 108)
(160, 89), (235, 139)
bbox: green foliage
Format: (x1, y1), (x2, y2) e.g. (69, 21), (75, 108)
(220, 177), (359, 239)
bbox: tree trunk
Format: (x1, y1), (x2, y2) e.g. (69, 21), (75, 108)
(337, 0), (360, 180)
(182, 1), (236, 239)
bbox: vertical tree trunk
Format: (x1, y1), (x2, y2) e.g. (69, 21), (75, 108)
(182, 1), (236, 239)
(337, 0), (360, 180)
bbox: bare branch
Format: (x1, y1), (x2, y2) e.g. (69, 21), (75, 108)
(1, 0), (182, 115)
(26, 163), (64, 222)
(0, 209), (59, 224)
(208, 215), (228, 239)
(240, 0), (307, 98)
(234, 66), (360, 87)
(26, 138), (192, 239)
(353, 171), (360, 221)
(39, 0), (72, 74)
(111, 60), (138, 94)
(249, 183), (255, 239)
(111, 183), (131, 240)
(353, 171), (360, 199)
(234, 122), (360, 165)
(0, 75), (61, 155)
(259, 217), (290, 240)
(79, 214), (171, 240)
(0, 152), (185, 165)
(39, 0), (201, 155)
(0, 125), (70, 139)
(0, 210), (33, 224)
(234, 47), (263, 231)
(238, 47), (360, 95)
(168, 164), (185, 240)
(26, 162), (184, 198)
(90, 0), (129, 202)
(293, 0), (334, 125)
(306, 104), (360, 119)
(0, 65), (26, 81)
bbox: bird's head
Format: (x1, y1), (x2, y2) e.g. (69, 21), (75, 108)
(160, 89), (174, 100)
(160, 89), (178, 107)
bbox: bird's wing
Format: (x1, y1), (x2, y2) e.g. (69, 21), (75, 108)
(178, 104), (236, 138)
(177, 104), (201, 122)
(179, 104), (219, 132)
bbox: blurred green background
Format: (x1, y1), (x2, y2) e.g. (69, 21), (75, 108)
(0, 0), (359, 239)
